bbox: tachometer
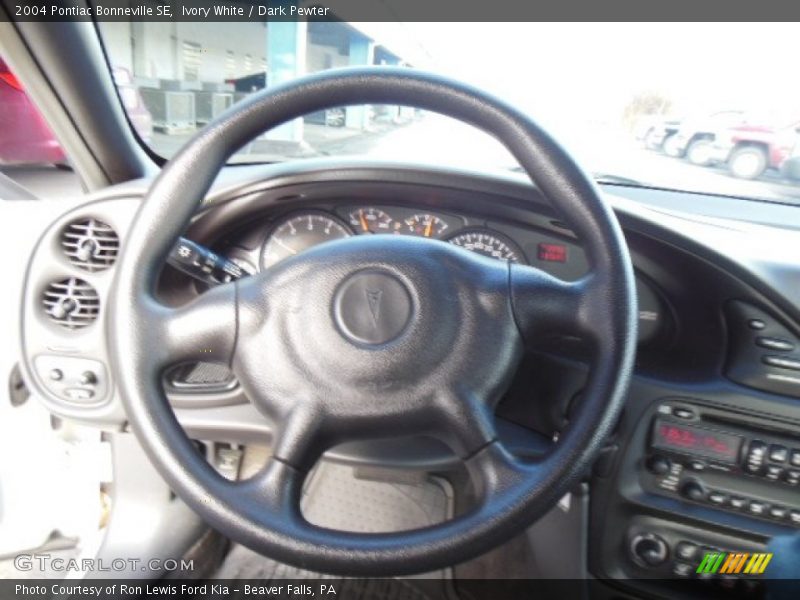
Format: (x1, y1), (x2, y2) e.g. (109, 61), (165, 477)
(447, 230), (524, 263)
(348, 207), (395, 234)
(404, 214), (449, 238)
(262, 212), (351, 268)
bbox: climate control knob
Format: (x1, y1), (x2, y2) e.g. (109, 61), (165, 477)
(646, 454), (671, 475)
(630, 533), (669, 567)
(680, 479), (706, 502)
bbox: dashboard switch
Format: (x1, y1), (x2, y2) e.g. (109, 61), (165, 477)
(769, 445), (788, 463)
(730, 496), (747, 510)
(708, 491), (728, 505)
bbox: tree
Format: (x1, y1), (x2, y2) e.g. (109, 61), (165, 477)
(622, 91), (673, 130)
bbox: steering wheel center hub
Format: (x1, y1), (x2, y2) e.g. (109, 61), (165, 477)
(333, 269), (412, 346)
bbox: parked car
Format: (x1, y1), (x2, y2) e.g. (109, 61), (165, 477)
(709, 119), (800, 179)
(637, 115), (682, 151)
(0, 59), (152, 164)
(0, 56), (66, 164)
(779, 131), (800, 182)
(662, 110), (748, 165)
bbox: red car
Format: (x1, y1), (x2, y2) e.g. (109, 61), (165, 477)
(0, 59), (152, 165)
(709, 119), (800, 180)
(0, 57), (66, 164)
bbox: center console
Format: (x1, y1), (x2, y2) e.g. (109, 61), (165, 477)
(590, 385), (800, 599)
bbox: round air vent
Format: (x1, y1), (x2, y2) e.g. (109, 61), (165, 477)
(42, 278), (100, 330)
(61, 218), (119, 272)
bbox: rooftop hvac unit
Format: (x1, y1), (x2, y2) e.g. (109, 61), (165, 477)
(196, 91), (234, 125)
(140, 88), (196, 134)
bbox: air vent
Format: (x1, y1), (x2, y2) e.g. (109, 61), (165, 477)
(42, 278), (100, 330)
(61, 218), (119, 272)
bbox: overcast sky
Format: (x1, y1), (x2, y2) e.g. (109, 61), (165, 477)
(359, 22), (800, 126)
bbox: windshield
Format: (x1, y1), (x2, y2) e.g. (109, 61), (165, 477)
(98, 21), (800, 205)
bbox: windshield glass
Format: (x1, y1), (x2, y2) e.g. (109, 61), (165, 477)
(98, 21), (800, 205)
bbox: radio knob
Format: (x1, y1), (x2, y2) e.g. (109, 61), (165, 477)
(646, 455), (672, 475)
(630, 533), (669, 567)
(680, 479), (706, 502)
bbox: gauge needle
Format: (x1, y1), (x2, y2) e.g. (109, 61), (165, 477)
(359, 211), (369, 233)
(273, 238), (298, 255)
(424, 219), (433, 238)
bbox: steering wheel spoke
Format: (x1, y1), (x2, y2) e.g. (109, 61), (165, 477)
(466, 439), (539, 503)
(510, 265), (609, 342)
(148, 282), (238, 369)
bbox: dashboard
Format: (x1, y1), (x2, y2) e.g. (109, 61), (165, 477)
(17, 159), (800, 598)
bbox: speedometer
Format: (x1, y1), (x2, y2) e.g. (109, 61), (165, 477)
(262, 212), (351, 268)
(447, 230), (524, 263)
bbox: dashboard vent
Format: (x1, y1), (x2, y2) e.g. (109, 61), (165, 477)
(61, 218), (119, 272)
(42, 278), (100, 330)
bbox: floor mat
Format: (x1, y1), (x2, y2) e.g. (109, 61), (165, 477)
(214, 461), (454, 598)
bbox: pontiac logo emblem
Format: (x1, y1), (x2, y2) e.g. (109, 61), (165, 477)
(365, 288), (383, 325)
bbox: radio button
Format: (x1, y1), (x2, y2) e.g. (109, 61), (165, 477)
(746, 440), (768, 474)
(673, 562), (694, 578)
(673, 407), (695, 420)
(766, 465), (784, 480)
(770, 506), (788, 520)
(789, 511), (800, 525)
(769, 445), (788, 463)
(688, 460), (706, 472)
(790, 450), (800, 467)
(785, 470), (800, 486)
(748, 501), (768, 515)
(708, 491), (728, 505)
(729, 496), (747, 510)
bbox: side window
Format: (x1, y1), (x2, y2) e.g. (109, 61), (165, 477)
(0, 56), (81, 199)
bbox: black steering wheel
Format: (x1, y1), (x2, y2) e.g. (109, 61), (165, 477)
(109, 67), (637, 576)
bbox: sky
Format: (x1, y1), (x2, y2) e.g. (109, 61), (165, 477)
(358, 22), (800, 127)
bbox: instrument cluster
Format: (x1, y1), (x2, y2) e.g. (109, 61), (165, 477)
(261, 205), (526, 269)
(225, 204), (669, 345)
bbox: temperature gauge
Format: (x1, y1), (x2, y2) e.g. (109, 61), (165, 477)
(404, 214), (449, 238)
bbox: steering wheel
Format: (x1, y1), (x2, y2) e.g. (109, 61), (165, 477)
(109, 68), (637, 576)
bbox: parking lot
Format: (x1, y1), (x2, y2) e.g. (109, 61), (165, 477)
(6, 113), (800, 208)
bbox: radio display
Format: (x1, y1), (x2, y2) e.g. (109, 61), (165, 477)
(652, 419), (743, 463)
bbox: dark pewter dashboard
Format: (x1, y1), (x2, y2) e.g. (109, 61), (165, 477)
(18, 160), (800, 599)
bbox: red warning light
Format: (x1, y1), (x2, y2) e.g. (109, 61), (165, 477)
(537, 243), (568, 263)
